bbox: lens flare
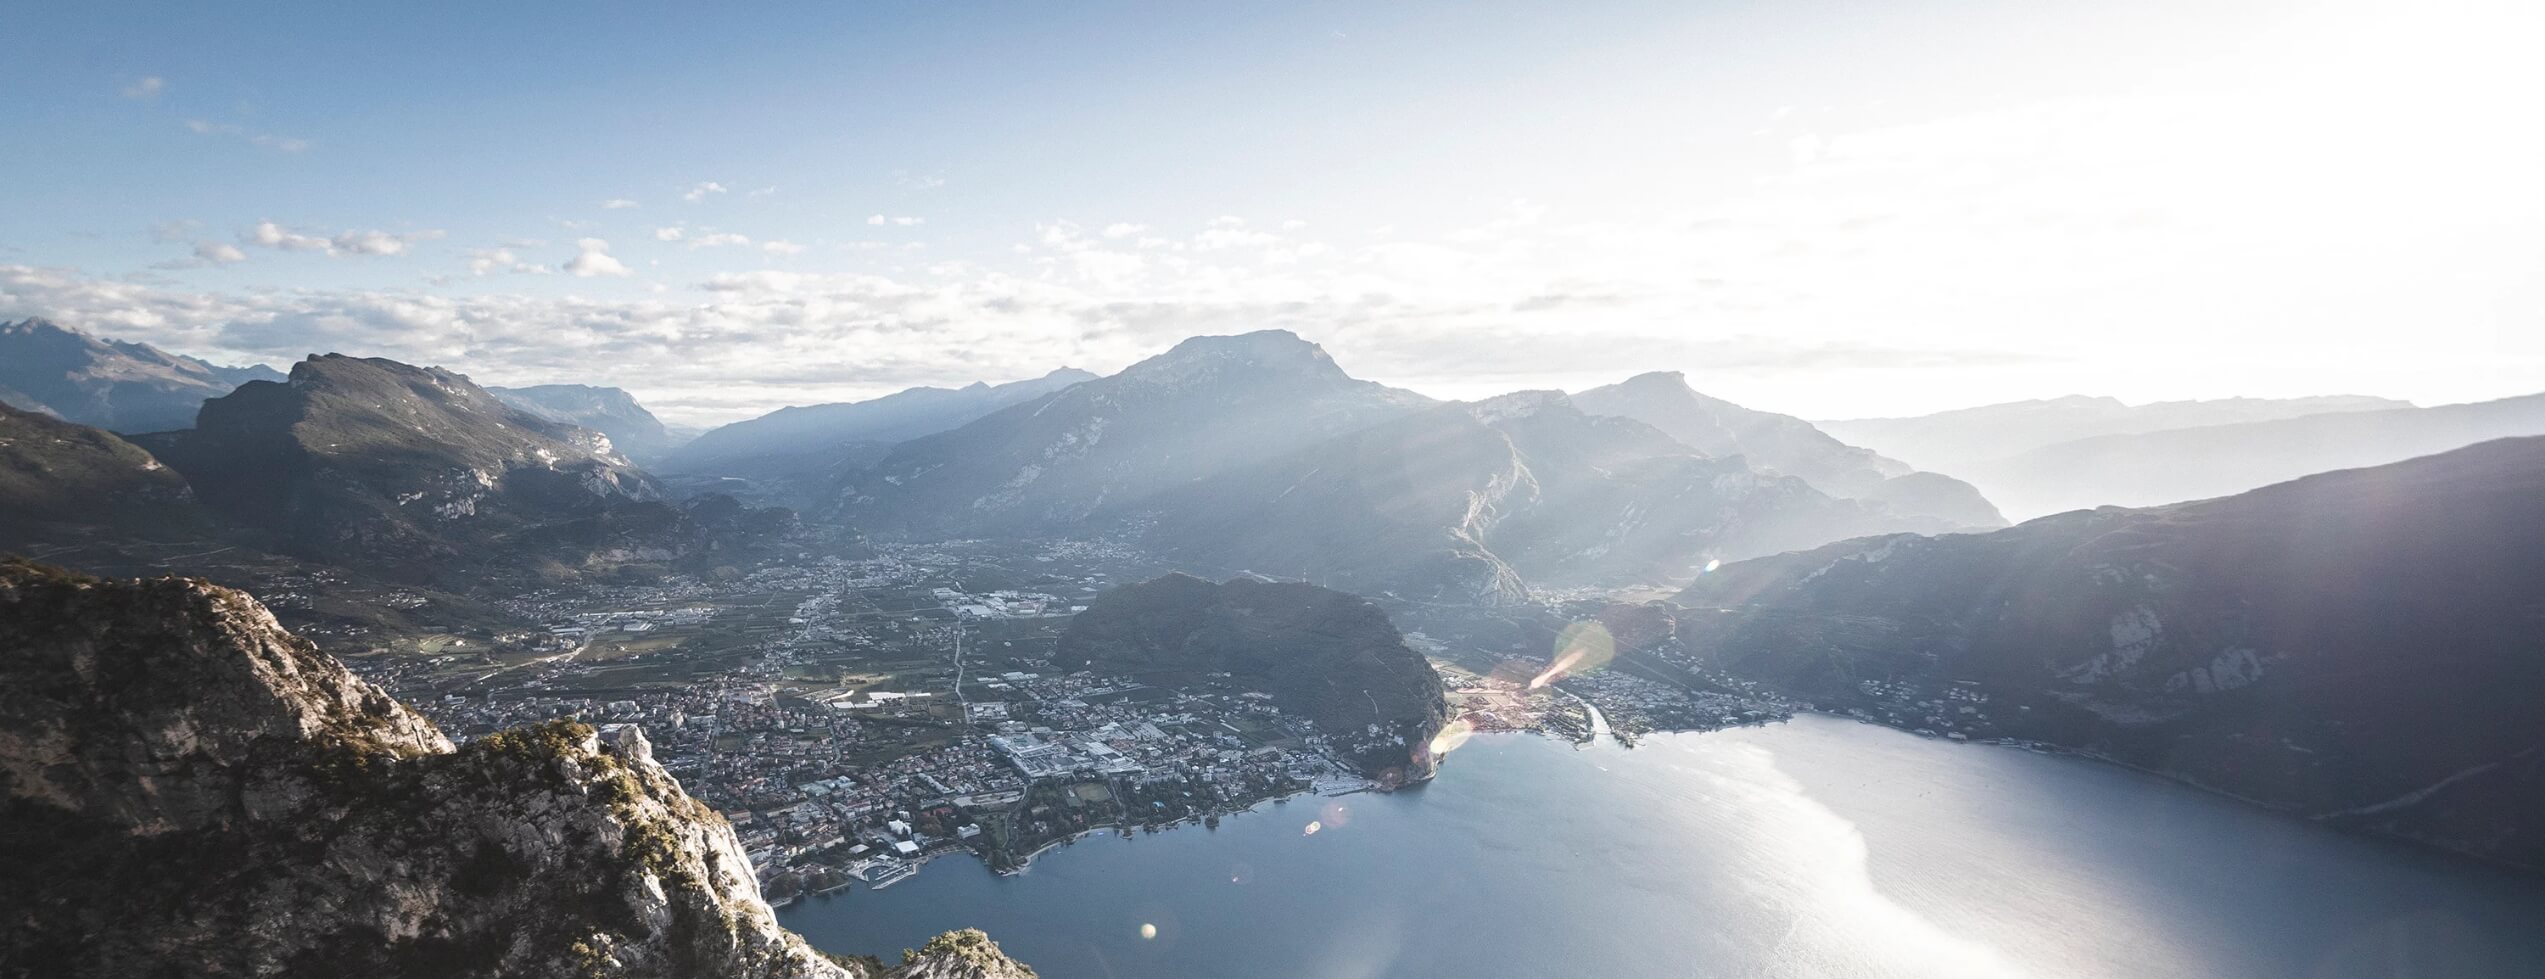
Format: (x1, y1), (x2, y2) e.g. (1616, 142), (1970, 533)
(1139, 923), (1158, 940)
(1428, 716), (1477, 757)
(1530, 620), (1617, 689)
(1703, 558), (1723, 574)
(1303, 820), (1322, 836)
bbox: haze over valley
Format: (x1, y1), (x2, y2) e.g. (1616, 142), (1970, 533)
(5, 2), (2542, 977)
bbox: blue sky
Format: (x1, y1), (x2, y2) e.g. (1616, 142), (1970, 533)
(3, 0), (2540, 423)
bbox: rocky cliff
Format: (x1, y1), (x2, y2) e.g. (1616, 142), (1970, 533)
(0, 558), (1031, 979)
(489, 383), (684, 464)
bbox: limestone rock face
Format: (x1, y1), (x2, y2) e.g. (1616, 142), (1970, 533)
(0, 559), (1029, 979)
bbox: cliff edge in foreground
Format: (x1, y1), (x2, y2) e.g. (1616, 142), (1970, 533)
(0, 558), (1030, 979)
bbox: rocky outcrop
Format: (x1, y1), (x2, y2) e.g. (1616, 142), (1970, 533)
(1673, 437), (2545, 871)
(489, 383), (684, 464)
(132, 354), (795, 585)
(1057, 574), (1449, 780)
(0, 559), (1030, 979)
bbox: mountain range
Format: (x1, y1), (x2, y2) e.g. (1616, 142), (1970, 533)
(835, 331), (1995, 598)
(836, 332), (1432, 537)
(1573, 371), (2005, 528)
(113, 355), (792, 586)
(1820, 393), (2413, 474)
(0, 318), (282, 434)
(1673, 436), (2545, 869)
(1951, 393), (2545, 519)
(1816, 392), (2545, 520)
(660, 368), (1096, 509)
(1134, 390), (1952, 602)
(0, 557), (1030, 978)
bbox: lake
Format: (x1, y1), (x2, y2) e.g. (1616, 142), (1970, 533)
(780, 715), (2545, 978)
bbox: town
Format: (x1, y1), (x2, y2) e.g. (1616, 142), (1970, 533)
(338, 539), (1809, 899)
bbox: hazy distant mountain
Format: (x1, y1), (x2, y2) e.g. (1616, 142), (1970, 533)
(0, 401), (206, 539)
(135, 354), (755, 581)
(0, 318), (283, 434)
(1135, 391), (1949, 602)
(0, 558), (1022, 979)
(1819, 393), (2411, 475)
(659, 368), (1095, 507)
(1057, 573), (1449, 780)
(487, 383), (682, 463)
(837, 331), (1430, 537)
(1676, 437), (2545, 870)
(1574, 371), (2004, 529)
(1960, 392), (2545, 519)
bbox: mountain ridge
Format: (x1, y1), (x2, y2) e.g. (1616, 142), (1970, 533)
(835, 331), (1431, 537)
(0, 318), (283, 434)
(489, 383), (683, 463)
(1673, 436), (2545, 870)
(1573, 370), (2006, 529)
(660, 368), (1096, 509)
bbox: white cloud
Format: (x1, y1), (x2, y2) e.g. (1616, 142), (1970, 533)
(185, 119), (311, 153)
(760, 240), (805, 256)
(653, 226), (685, 242)
(193, 241), (247, 265)
(867, 214), (924, 226)
(243, 221), (329, 252)
(601, 198), (640, 210)
(240, 222), (440, 257)
(122, 76), (166, 100)
(689, 232), (752, 248)
(894, 170), (946, 191)
(1101, 222), (1148, 239)
(465, 247), (543, 276)
(563, 238), (630, 277)
(682, 182), (728, 203)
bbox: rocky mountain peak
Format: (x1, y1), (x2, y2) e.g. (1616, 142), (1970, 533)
(0, 558), (1030, 978)
(1117, 330), (1348, 388)
(1466, 389), (1576, 425)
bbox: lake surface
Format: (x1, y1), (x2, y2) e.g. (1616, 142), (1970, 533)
(781, 715), (2545, 978)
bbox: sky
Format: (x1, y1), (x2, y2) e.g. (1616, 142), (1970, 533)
(2, 0), (2540, 426)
